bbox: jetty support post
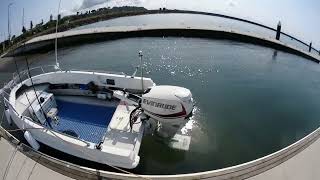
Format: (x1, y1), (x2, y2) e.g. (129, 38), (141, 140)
(276, 21), (281, 40)
(309, 42), (312, 52)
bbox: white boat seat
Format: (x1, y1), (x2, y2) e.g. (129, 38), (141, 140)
(108, 101), (134, 132)
(101, 101), (144, 166)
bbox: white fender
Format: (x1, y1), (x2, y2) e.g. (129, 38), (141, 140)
(24, 131), (40, 150)
(4, 108), (12, 125)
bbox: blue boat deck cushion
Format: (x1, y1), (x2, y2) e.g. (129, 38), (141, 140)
(52, 100), (116, 144)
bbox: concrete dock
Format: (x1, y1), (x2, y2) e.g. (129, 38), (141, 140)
(248, 134), (320, 180)
(3, 25), (320, 63)
(0, 139), (72, 180)
(1, 125), (320, 180)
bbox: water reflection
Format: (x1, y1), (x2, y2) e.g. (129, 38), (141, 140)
(272, 50), (278, 60)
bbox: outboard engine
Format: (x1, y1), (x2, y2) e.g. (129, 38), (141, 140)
(141, 85), (194, 138)
(142, 86), (193, 124)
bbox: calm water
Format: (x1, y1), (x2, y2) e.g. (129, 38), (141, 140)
(1, 37), (320, 174)
(71, 13), (319, 55)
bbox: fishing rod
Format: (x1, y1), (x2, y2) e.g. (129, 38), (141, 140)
(54, 0), (62, 70)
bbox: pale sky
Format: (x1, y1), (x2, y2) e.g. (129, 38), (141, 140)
(0, 0), (319, 49)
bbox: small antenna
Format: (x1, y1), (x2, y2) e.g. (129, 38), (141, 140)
(55, 0), (62, 70)
(22, 8), (24, 28)
(139, 51), (144, 92)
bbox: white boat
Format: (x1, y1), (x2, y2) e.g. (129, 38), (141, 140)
(1, 3), (194, 169)
(1, 61), (194, 169)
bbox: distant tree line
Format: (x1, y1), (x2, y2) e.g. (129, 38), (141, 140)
(0, 6), (170, 55)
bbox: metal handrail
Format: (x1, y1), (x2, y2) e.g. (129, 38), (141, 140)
(69, 68), (127, 76)
(3, 97), (19, 117)
(12, 64), (60, 80)
(1, 64), (61, 98)
(6, 65), (131, 93)
(12, 65), (127, 78)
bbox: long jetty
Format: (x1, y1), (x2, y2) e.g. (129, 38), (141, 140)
(3, 25), (320, 63)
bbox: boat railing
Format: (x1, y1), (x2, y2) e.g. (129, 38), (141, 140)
(2, 96), (19, 118)
(10, 65), (128, 86)
(5, 65), (133, 94)
(0, 65), (59, 123)
(1, 64), (131, 117)
(68, 68), (127, 76)
(1, 84), (11, 99)
(12, 64), (60, 84)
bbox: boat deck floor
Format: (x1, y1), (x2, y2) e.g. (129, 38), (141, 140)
(51, 97), (117, 144)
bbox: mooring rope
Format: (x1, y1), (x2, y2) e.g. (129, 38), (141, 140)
(15, 156), (28, 180)
(101, 164), (151, 180)
(26, 155), (41, 180)
(0, 111), (4, 126)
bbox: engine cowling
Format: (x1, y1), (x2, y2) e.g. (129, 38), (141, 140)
(141, 85), (193, 125)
